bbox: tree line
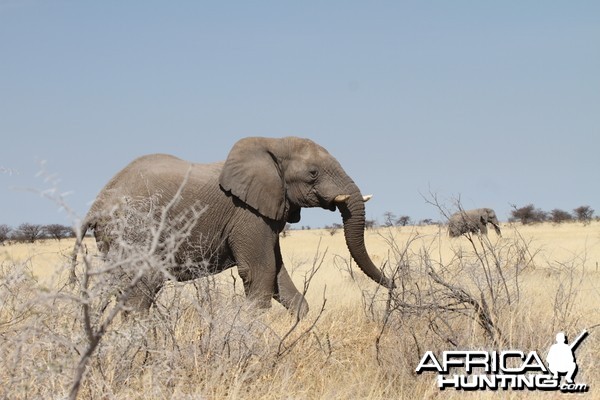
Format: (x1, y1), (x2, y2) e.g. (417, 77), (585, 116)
(377, 204), (595, 228)
(509, 204), (595, 225)
(0, 223), (74, 244)
(2, 204), (595, 244)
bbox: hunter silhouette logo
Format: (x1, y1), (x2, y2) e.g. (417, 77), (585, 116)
(416, 329), (589, 393)
(546, 330), (588, 386)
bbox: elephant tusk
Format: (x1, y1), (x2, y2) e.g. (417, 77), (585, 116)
(362, 194), (373, 203)
(334, 194), (351, 203)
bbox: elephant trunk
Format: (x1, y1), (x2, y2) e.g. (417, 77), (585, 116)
(337, 187), (395, 289)
(492, 223), (502, 236)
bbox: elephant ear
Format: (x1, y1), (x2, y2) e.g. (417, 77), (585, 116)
(482, 208), (493, 223)
(219, 137), (286, 221)
(479, 212), (488, 224)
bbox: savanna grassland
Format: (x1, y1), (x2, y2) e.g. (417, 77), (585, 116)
(1, 222), (599, 399)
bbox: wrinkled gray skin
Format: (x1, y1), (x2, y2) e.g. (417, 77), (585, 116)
(75, 137), (394, 319)
(448, 208), (502, 237)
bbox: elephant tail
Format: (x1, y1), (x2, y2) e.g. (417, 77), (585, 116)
(69, 217), (94, 286)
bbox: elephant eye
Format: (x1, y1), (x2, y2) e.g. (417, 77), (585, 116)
(308, 168), (319, 181)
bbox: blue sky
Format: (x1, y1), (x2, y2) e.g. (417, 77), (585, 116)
(1, 1), (599, 228)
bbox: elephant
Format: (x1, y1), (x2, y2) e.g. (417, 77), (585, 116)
(73, 136), (394, 319)
(448, 208), (502, 237)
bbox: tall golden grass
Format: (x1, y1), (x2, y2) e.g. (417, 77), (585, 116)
(1, 221), (598, 399)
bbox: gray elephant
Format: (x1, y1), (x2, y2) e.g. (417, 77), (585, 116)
(448, 208), (502, 237)
(73, 137), (394, 319)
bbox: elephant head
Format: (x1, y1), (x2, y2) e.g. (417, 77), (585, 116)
(219, 136), (394, 289)
(481, 208), (501, 236)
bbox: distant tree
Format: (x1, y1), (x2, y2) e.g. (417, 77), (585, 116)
(573, 205), (594, 225)
(549, 209), (573, 224)
(44, 224), (74, 241)
(419, 218), (433, 226)
(365, 219), (377, 230)
(0, 224), (11, 244)
(396, 215), (412, 227)
(14, 223), (45, 243)
(326, 223), (343, 236)
(280, 223), (291, 238)
(510, 204), (546, 225)
(383, 211), (397, 227)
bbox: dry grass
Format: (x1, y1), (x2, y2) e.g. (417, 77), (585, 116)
(1, 221), (599, 399)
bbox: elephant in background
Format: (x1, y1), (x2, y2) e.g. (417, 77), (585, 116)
(74, 136), (394, 319)
(448, 208), (502, 237)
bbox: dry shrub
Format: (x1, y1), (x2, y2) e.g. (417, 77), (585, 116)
(0, 260), (80, 398)
(0, 194), (598, 398)
(347, 219), (599, 397)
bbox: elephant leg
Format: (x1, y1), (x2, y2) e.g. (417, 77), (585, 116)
(121, 274), (163, 319)
(234, 245), (277, 310)
(273, 241), (309, 318)
(275, 266), (309, 318)
(479, 223), (488, 235)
